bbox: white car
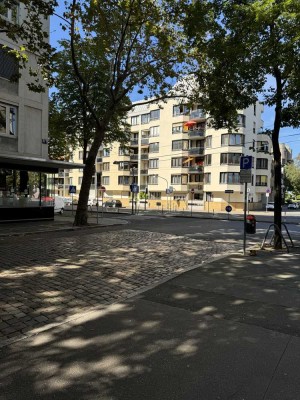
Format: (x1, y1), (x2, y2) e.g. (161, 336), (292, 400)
(266, 202), (274, 211)
(288, 203), (298, 209)
(54, 196), (65, 214)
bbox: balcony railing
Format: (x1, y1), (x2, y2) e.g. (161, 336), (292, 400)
(188, 183), (204, 190)
(130, 139), (139, 146)
(140, 185), (147, 191)
(130, 154), (139, 161)
(190, 110), (206, 120)
(188, 130), (205, 138)
(141, 138), (149, 145)
(189, 166), (204, 173)
(141, 153), (149, 160)
(188, 147), (205, 155)
(140, 169), (148, 175)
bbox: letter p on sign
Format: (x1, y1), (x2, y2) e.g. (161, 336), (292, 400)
(240, 156), (252, 170)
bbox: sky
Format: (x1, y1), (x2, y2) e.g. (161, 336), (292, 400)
(49, 7), (300, 159)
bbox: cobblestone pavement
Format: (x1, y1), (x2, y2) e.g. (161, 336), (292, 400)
(0, 229), (240, 346)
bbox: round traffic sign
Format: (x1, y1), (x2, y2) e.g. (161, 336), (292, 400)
(100, 186), (106, 192)
(225, 205), (232, 213)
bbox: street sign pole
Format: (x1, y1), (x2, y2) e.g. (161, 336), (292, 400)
(243, 182), (247, 256)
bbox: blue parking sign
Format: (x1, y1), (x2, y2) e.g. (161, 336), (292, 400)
(240, 156), (252, 170)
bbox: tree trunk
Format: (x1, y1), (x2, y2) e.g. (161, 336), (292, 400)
(73, 126), (105, 226)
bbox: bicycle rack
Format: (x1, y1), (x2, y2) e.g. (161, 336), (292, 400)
(261, 223), (294, 253)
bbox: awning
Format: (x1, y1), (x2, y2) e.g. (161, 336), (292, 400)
(0, 154), (84, 173)
(184, 120), (197, 127)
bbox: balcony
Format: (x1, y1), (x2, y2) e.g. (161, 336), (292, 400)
(140, 169), (148, 175)
(188, 147), (205, 156)
(58, 172), (69, 177)
(188, 129), (205, 138)
(140, 185), (147, 191)
(141, 153), (149, 160)
(141, 138), (149, 146)
(190, 110), (206, 121)
(130, 139), (139, 147)
(189, 166), (204, 173)
(188, 183), (204, 190)
(130, 154), (139, 161)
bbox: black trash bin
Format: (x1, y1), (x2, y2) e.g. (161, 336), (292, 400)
(246, 214), (256, 234)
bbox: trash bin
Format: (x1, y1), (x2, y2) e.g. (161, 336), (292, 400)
(246, 214), (256, 234)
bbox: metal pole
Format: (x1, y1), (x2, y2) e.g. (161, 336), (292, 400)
(243, 182), (247, 256)
(131, 167), (134, 215)
(95, 170), (98, 224)
(101, 190), (103, 218)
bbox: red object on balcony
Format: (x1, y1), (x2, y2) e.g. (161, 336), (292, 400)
(184, 120), (196, 127)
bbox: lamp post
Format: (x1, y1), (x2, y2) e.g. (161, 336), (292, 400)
(158, 175), (169, 211)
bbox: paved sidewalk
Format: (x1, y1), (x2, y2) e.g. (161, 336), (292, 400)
(1, 244), (300, 399)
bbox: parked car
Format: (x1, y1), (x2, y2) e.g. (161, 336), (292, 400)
(288, 202), (298, 209)
(266, 202), (274, 211)
(104, 200), (122, 208)
(54, 196), (65, 214)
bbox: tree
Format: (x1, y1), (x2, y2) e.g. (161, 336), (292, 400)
(0, 0), (57, 91)
(54, 0), (189, 225)
(284, 162), (300, 196)
(185, 0), (300, 248)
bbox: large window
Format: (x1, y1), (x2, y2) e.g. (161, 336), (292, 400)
(149, 191), (161, 199)
(256, 158), (268, 169)
(149, 142), (159, 153)
(0, 2), (19, 23)
(102, 176), (110, 185)
(205, 135), (212, 148)
(204, 173), (211, 184)
(0, 104), (17, 136)
(150, 109), (160, 120)
(131, 116), (139, 125)
(148, 175), (158, 184)
(102, 162), (110, 171)
(221, 134), (245, 146)
(171, 174), (188, 185)
(220, 172), (240, 184)
(172, 123), (183, 134)
(103, 148), (110, 157)
(172, 140), (189, 151)
(171, 157), (187, 167)
(118, 147), (129, 156)
(256, 175), (268, 186)
(118, 176), (130, 185)
(117, 162), (130, 171)
(141, 113), (150, 124)
(220, 153), (242, 165)
(173, 104), (189, 116)
(149, 158), (159, 169)
(237, 114), (246, 127)
(204, 154), (212, 165)
(149, 126), (159, 137)
(0, 46), (19, 80)
(257, 141), (269, 153)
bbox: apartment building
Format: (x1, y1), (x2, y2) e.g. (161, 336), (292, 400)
(0, 3), (81, 221)
(67, 97), (273, 212)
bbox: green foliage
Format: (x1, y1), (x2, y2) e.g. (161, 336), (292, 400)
(0, 0), (57, 91)
(284, 162), (300, 195)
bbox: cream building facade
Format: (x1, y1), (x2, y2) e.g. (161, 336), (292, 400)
(66, 98), (273, 212)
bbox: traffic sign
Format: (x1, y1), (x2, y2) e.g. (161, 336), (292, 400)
(240, 169), (251, 183)
(225, 205), (232, 213)
(266, 188), (271, 194)
(130, 184), (139, 193)
(191, 188), (195, 193)
(69, 185), (76, 194)
(225, 190), (234, 194)
(100, 186), (106, 192)
(240, 156), (253, 170)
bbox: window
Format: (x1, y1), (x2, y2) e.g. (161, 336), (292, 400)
(149, 126), (159, 137)
(0, 2), (19, 23)
(173, 104), (189, 116)
(141, 113), (150, 124)
(0, 104), (17, 135)
(102, 162), (110, 171)
(221, 134), (245, 146)
(204, 154), (212, 165)
(78, 177), (83, 185)
(257, 141), (269, 153)
(131, 116), (139, 125)
(171, 174), (188, 185)
(149, 158), (159, 169)
(220, 172), (240, 184)
(256, 158), (268, 169)
(102, 176), (110, 185)
(0, 46), (19, 80)
(204, 173), (211, 184)
(237, 114), (246, 127)
(205, 135), (212, 148)
(148, 175), (158, 184)
(172, 140), (189, 151)
(118, 147), (129, 156)
(254, 103), (256, 116)
(150, 109), (160, 120)
(253, 122), (256, 134)
(256, 175), (268, 186)
(149, 191), (161, 199)
(171, 157), (186, 167)
(117, 162), (130, 171)
(174, 195), (186, 200)
(103, 148), (110, 157)
(78, 150), (83, 160)
(172, 123), (183, 134)
(189, 174), (202, 183)
(118, 176), (130, 185)
(149, 142), (159, 153)
(220, 153), (242, 165)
